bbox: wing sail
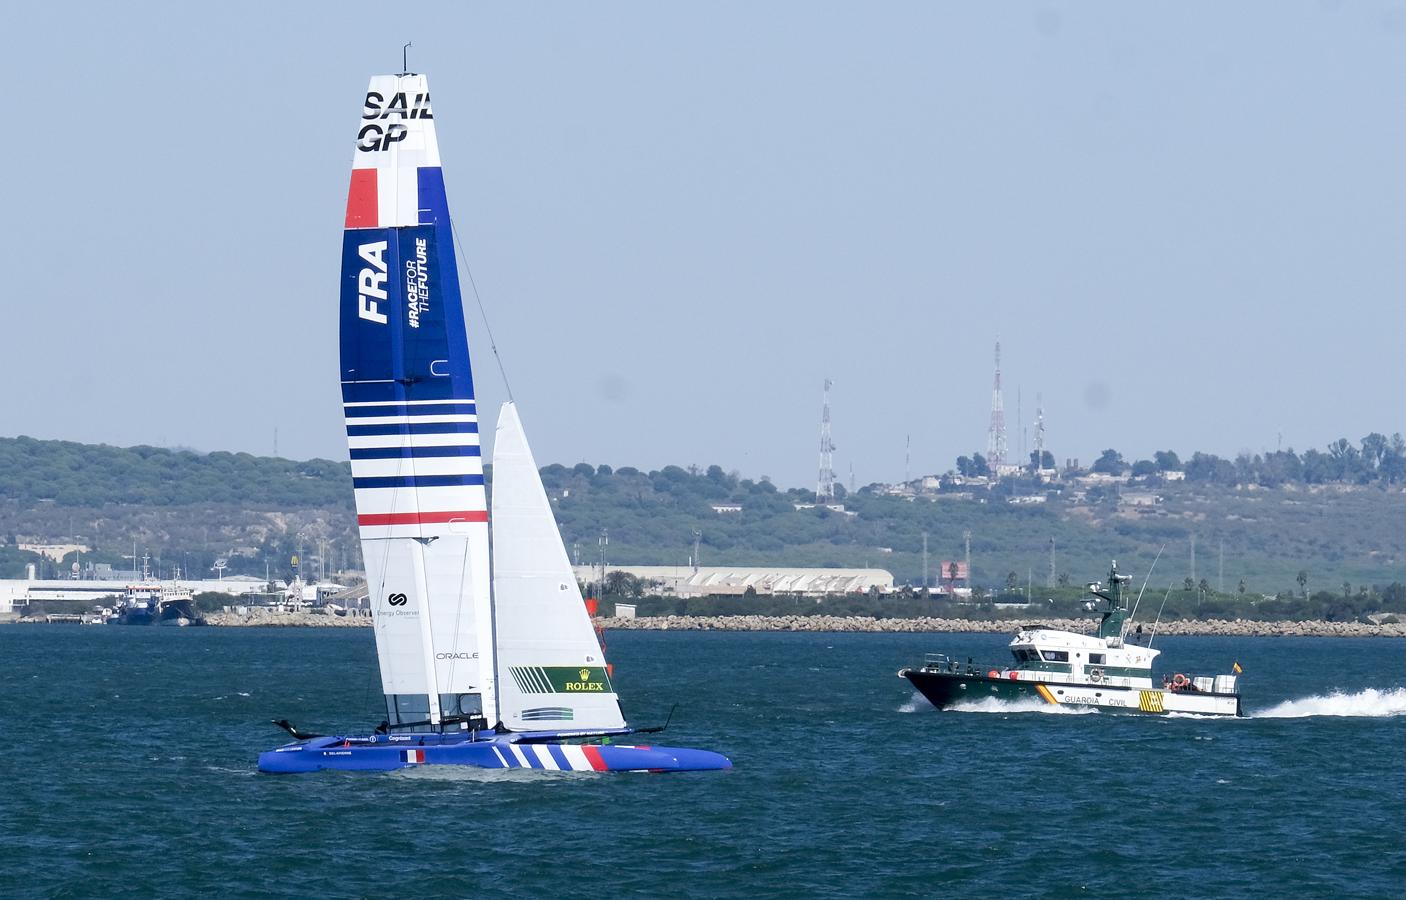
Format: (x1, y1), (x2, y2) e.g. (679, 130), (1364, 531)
(339, 74), (494, 729)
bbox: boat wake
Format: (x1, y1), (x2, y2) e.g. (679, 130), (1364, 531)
(899, 692), (1096, 715)
(1252, 687), (1406, 719)
(389, 763), (593, 783)
(948, 696), (1099, 715)
(898, 692), (929, 713)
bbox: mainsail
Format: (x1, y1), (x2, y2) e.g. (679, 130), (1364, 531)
(491, 403), (626, 731)
(338, 74), (494, 729)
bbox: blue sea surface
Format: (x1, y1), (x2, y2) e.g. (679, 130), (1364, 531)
(2, 625), (1404, 898)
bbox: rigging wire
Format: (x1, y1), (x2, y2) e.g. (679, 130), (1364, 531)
(1130, 544), (1165, 623)
(450, 219), (515, 402)
(445, 215), (502, 717)
(1148, 583), (1175, 647)
(444, 532), (473, 703)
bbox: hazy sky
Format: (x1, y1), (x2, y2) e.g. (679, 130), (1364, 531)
(5, 2), (1404, 488)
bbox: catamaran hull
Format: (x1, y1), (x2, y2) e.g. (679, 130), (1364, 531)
(901, 669), (1242, 717)
(258, 735), (731, 774)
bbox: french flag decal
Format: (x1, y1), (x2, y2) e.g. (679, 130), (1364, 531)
(402, 748), (426, 764)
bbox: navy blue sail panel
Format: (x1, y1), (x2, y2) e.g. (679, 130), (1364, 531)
(339, 221), (474, 405)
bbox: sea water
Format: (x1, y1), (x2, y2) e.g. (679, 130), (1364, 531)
(2, 626), (1404, 898)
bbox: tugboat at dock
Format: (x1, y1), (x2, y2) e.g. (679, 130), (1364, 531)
(113, 557), (205, 626)
(115, 583), (205, 626)
(899, 561), (1242, 717)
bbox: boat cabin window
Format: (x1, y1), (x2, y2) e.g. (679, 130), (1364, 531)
(1089, 653), (1106, 665)
(1013, 649), (1038, 662)
(386, 693), (433, 732)
(1039, 650), (1069, 662)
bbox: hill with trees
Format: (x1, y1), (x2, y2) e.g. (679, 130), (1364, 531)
(4, 434), (1406, 621)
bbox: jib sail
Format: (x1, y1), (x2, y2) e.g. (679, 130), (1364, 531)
(490, 403), (626, 732)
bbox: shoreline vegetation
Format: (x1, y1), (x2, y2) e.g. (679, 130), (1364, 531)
(15, 434), (1406, 599)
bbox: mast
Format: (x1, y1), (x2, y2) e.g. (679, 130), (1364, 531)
(1090, 560), (1133, 641)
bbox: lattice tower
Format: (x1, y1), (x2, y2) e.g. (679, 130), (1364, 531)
(1035, 392), (1046, 469)
(987, 342), (1007, 466)
(816, 378), (836, 504)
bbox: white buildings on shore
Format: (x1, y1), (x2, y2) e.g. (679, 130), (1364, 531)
(0, 574), (303, 616)
(573, 565), (893, 598)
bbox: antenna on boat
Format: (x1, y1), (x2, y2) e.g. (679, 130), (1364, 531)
(1129, 544), (1165, 623)
(1147, 583), (1174, 646)
(401, 41), (413, 75)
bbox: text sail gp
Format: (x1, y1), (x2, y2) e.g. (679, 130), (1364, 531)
(257, 72), (729, 774)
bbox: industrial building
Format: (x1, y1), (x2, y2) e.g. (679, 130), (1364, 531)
(572, 565), (894, 598)
(0, 573), (275, 616)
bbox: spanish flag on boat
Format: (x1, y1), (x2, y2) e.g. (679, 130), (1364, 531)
(1233, 661), (1243, 674)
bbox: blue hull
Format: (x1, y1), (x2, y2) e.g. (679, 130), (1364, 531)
(259, 732), (731, 774)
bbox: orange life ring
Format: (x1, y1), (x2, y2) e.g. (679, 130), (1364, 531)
(1009, 671), (1019, 681)
(1172, 673), (1188, 688)
(988, 670), (999, 679)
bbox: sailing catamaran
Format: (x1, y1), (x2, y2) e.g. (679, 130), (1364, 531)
(258, 73), (729, 773)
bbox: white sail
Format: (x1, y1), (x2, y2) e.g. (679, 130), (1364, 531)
(341, 74), (495, 728)
(491, 402), (626, 731)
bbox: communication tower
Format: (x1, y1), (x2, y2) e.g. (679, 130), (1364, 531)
(986, 342), (1007, 467)
(1034, 393), (1047, 471)
(1017, 387), (1025, 463)
(963, 529), (972, 590)
(816, 378), (836, 504)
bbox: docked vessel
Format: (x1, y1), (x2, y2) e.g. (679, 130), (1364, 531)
(259, 72), (729, 774)
(116, 583), (204, 626)
(900, 562), (1243, 716)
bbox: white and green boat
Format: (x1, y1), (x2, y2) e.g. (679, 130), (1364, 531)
(900, 562), (1243, 716)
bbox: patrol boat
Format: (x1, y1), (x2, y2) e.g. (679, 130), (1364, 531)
(258, 72), (729, 774)
(899, 562), (1243, 716)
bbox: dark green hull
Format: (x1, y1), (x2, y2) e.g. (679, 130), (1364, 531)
(901, 667), (1243, 716)
(902, 669), (1041, 708)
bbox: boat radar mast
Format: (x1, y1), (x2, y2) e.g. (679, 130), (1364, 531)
(1087, 561), (1133, 642)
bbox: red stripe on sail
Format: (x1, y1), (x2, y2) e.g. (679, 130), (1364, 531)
(345, 169), (378, 227)
(357, 510), (489, 526)
(581, 745), (609, 772)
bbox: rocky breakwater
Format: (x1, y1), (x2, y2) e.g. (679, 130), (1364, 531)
(205, 607), (372, 627)
(597, 615), (1406, 638)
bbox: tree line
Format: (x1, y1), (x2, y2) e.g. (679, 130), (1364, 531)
(955, 433), (1406, 488)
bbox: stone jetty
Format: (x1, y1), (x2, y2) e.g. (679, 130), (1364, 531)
(178, 609), (1406, 637)
(595, 615), (1406, 638)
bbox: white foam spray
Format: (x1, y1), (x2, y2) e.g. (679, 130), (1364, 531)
(1253, 687), (1406, 719)
(949, 696), (1099, 715)
(898, 691), (1098, 715)
(898, 692), (928, 714)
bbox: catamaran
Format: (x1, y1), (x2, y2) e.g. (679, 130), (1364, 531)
(259, 72), (729, 773)
(899, 562), (1243, 717)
